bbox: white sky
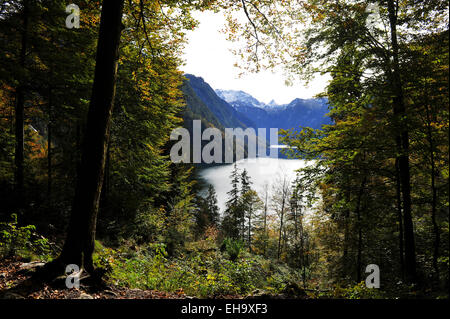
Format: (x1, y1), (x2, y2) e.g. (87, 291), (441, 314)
(181, 11), (330, 105)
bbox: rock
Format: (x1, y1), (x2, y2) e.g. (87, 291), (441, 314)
(245, 289), (273, 299)
(282, 282), (308, 298)
(103, 289), (117, 297)
(78, 293), (94, 299)
(0, 272), (6, 278)
(1, 292), (26, 299)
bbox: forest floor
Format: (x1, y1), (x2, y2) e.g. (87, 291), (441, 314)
(0, 257), (219, 299)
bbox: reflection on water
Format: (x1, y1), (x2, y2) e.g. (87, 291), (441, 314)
(198, 158), (310, 214)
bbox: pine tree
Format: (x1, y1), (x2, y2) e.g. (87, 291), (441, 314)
(241, 189), (262, 252)
(205, 184), (220, 227)
(239, 168), (252, 241)
(222, 162), (241, 239)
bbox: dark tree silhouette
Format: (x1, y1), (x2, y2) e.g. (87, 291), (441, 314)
(54, 0), (125, 273)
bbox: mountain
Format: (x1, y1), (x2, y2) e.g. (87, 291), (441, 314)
(180, 76), (248, 164)
(184, 74), (254, 129)
(215, 89), (266, 108)
(181, 75), (331, 162)
(216, 89), (331, 131)
(181, 80), (224, 132)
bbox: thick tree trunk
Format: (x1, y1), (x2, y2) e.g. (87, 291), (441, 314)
(57, 0), (124, 272)
(387, 0), (416, 284)
(100, 143), (110, 212)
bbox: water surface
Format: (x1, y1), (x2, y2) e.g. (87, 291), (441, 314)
(198, 158), (309, 214)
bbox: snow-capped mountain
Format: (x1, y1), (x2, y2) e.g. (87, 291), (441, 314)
(215, 89), (267, 109)
(265, 99), (281, 109)
(215, 89), (292, 111)
(185, 75), (330, 134)
(213, 88), (330, 131)
(183, 75), (331, 160)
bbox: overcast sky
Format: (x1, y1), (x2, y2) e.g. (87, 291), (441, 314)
(181, 11), (330, 105)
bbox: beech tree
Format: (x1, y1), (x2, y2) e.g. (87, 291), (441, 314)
(55, 0), (125, 273)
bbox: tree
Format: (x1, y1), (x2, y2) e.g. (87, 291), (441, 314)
(271, 174), (291, 260)
(0, 0), (99, 221)
(205, 184), (220, 226)
(55, 0), (125, 273)
(241, 189), (262, 252)
(222, 162), (241, 239)
(224, 0), (449, 285)
(194, 184), (220, 238)
(239, 168), (252, 240)
(255, 182), (270, 256)
(288, 175), (309, 284)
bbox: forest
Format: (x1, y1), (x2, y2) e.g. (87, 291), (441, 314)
(0, 0), (448, 300)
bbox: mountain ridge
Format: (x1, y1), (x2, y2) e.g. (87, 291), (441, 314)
(181, 74), (331, 161)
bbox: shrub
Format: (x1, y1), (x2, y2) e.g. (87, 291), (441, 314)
(0, 214), (51, 260)
(221, 238), (244, 261)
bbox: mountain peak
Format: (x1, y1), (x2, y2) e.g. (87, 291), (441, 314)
(215, 89), (265, 108)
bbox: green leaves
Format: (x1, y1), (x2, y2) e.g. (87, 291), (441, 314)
(0, 214), (51, 260)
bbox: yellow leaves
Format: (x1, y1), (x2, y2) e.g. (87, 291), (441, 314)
(26, 125), (47, 160)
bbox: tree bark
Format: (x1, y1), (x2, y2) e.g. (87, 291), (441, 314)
(47, 89), (52, 199)
(356, 175), (366, 283)
(299, 211), (306, 288)
(57, 0), (124, 272)
(277, 193), (286, 260)
(263, 185), (268, 256)
(15, 0), (28, 206)
(342, 189), (351, 278)
(395, 158), (405, 279)
(387, 0), (416, 284)
(424, 101), (440, 282)
(247, 206), (252, 252)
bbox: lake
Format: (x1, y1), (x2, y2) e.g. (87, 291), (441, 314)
(198, 158), (310, 214)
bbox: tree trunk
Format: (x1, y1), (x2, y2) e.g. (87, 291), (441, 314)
(263, 187), (268, 256)
(395, 158), (405, 279)
(387, 0), (416, 284)
(100, 143), (111, 211)
(47, 89), (52, 199)
(342, 189), (351, 278)
(277, 197), (285, 260)
(57, 0), (124, 273)
(424, 101), (440, 282)
(15, 0), (28, 206)
(356, 175), (366, 283)
(299, 213), (306, 288)
(248, 207), (251, 252)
